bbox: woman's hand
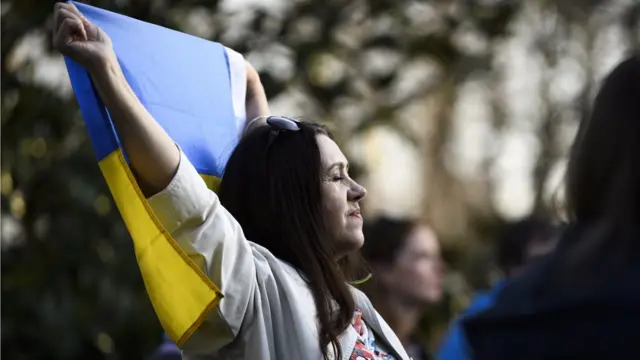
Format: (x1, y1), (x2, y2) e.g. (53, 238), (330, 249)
(245, 61), (270, 121)
(52, 2), (116, 73)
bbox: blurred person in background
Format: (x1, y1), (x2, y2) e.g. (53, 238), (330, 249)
(436, 215), (557, 360)
(361, 216), (445, 360)
(495, 215), (557, 278)
(462, 54), (640, 360)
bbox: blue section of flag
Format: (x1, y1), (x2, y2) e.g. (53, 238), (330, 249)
(67, 1), (238, 177)
(65, 58), (120, 161)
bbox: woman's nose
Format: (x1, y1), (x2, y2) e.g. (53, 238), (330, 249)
(349, 181), (367, 202)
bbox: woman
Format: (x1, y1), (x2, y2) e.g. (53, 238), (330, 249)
(461, 55), (640, 359)
(53, 3), (410, 360)
(361, 217), (445, 360)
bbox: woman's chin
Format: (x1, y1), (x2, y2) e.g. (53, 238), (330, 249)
(334, 233), (365, 256)
(350, 235), (365, 250)
(349, 230), (365, 249)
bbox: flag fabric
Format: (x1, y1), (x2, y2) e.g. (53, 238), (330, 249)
(64, 1), (247, 347)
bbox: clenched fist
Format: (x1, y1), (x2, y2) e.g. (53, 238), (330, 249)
(52, 2), (115, 72)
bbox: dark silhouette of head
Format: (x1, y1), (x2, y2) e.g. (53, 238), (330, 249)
(496, 215), (556, 277)
(566, 55), (640, 226)
(218, 119), (366, 359)
(556, 54), (640, 292)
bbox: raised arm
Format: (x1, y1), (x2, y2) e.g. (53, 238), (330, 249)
(245, 61), (270, 121)
(53, 2), (178, 196)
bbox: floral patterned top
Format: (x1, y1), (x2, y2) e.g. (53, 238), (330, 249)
(350, 309), (397, 360)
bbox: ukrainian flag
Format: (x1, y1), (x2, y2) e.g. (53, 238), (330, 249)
(64, 2), (247, 347)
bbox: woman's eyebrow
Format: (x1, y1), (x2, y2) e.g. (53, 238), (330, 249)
(326, 162), (348, 172)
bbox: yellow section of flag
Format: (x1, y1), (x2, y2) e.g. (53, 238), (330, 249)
(98, 149), (222, 346)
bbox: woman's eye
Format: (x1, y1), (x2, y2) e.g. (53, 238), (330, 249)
(332, 175), (345, 182)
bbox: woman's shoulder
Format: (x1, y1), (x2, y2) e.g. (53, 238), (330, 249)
(247, 241), (310, 287)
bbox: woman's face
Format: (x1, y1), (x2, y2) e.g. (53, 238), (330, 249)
(316, 135), (367, 256)
(378, 225), (444, 304)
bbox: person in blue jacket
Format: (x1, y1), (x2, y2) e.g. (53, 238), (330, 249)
(148, 334), (180, 360)
(437, 215), (556, 360)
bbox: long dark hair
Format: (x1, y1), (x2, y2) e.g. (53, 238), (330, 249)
(218, 120), (354, 359)
(566, 55), (640, 224)
(555, 54), (640, 293)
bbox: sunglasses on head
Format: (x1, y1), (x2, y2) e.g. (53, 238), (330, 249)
(265, 116), (301, 150)
(267, 116), (301, 131)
